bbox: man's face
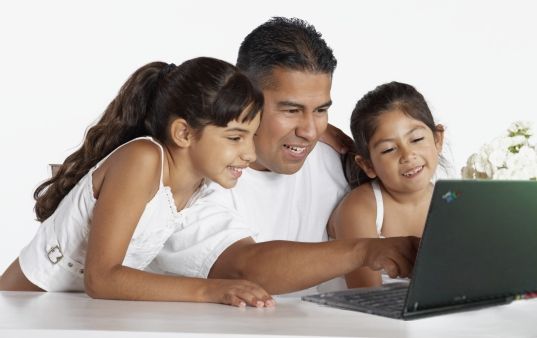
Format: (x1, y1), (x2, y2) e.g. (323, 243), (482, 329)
(250, 68), (332, 174)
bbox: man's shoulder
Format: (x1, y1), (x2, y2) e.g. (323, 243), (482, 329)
(304, 142), (346, 179)
(309, 141), (342, 160)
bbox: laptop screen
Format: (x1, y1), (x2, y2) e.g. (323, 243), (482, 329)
(404, 180), (537, 314)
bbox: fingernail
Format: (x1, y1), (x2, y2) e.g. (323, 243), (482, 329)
(265, 299), (275, 307)
(256, 300), (264, 308)
(239, 301), (246, 307)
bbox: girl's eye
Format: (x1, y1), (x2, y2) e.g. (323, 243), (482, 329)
(412, 137), (425, 143)
(227, 137), (241, 142)
(381, 148), (395, 154)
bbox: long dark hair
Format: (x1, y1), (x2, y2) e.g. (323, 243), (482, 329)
(34, 57), (263, 222)
(346, 81), (443, 187)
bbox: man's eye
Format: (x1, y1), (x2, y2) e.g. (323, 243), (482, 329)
(286, 109), (300, 114)
(227, 137), (241, 142)
(316, 108), (329, 114)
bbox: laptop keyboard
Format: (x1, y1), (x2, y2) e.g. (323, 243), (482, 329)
(303, 283), (410, 318)
(342, 285), (408, 313)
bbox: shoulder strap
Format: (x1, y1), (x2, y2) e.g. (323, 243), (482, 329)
(371, 180), (384, 235)
(92, 136), (165, 187)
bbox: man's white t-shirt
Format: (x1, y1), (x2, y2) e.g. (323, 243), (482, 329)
(149, 142), (349, 292)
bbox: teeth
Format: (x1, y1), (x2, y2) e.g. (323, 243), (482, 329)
(284, 144), (306, 154)
(229, 167), (243, 173)
(403, 166), (423, 177)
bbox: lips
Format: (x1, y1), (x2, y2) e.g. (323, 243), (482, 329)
(228, 166), (246, 179)
(402, 165), (424, 178)
(282, 143), (308, 160)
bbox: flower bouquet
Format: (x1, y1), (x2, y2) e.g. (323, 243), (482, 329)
(461, 121), (537, 180)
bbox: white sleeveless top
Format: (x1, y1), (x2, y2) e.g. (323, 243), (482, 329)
(371, 180), (385, 236)
(19, 137), (208, 291)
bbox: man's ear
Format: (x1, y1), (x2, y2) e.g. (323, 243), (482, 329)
(434, 124), (445, 153)
(354, 154), (377, 179)
(169, 118), (193, 148)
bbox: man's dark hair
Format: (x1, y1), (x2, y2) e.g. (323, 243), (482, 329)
(237, 17), (337, 87)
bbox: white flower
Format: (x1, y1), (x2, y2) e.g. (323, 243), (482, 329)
(461, 120), (537, 180)
(508, 121), (532, 136)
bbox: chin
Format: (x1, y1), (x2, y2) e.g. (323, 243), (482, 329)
(271, 162), (304, 175)
(216, 181), (236, 189)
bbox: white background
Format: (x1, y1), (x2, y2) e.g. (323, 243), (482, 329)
(1, 0), (535, 272)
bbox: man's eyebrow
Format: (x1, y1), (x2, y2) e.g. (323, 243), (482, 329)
(277, 101), (305, 109)
(372, 126), (426, 148)
(277, 100), (333, 110)
(316, 100), (333, 110)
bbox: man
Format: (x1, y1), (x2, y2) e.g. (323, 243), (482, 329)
(149, 17), (418, 299)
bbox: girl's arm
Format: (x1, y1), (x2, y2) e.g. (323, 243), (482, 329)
(329, 184), (383, 288)
(84, 141), (272, 307)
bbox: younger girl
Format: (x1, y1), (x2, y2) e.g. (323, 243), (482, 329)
(329, 81), (445, 288)
(0, 57), (274, 308)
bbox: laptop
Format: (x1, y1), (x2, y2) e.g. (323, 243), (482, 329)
(303, 180), (537, 320)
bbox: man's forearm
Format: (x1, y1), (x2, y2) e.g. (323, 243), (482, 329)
(208, 238), (367, 294)
(208, 236), (418, 295)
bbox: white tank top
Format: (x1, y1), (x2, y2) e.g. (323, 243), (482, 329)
(19, 136), (207, 291)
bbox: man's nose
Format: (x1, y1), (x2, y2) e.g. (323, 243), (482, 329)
(295, 113), (318, 142)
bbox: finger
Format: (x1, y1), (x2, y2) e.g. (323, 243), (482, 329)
(239, 292), (262, 307)
(243, 282), (273, 304)
(382, 259), (400, 278)
(411, 236), (421, 254)
(226, 294), (246, 308)
(392, 237), (419, 263)
(394, 256), (413, 278)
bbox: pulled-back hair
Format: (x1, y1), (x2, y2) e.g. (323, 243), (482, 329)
(34, 57), (263, 222)
(346, 81), (441, 186)
(237, 17), (337, 87)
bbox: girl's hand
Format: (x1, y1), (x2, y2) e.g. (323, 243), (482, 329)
(319, 123), (355, 154)
(205, 279), (275, 308)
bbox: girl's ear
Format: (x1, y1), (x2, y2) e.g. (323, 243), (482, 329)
(169, 118), (193, 148)
(434, 124), (445, 153)
(354, 154), (377, 179)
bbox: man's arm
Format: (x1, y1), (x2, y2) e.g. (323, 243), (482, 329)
(208, 236), (419, 295)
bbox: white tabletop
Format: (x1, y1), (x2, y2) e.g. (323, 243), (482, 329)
(1, 291), (537, 338)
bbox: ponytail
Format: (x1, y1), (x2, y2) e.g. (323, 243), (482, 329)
(34, 62), (168, 222)
(34, 58), (262, 222)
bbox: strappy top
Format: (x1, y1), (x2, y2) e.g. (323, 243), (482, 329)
(19, 136), (209, 291)
(371, 180), (384, 237)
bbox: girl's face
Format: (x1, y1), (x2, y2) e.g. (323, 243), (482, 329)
(357, 109), (443, 194)
(189, 111), (261, 189)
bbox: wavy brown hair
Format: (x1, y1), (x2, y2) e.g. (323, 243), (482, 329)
(34, 57), (263, 222)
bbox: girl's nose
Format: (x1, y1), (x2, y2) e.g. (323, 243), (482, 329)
(240, 139), (256, 163)
(399, 146), (416, 164)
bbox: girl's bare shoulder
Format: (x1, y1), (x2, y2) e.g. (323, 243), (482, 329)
(329, 182), (378, 238)
(92, 139), (163, 198)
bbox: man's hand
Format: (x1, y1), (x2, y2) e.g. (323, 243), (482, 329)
(360, 237), (421, 278)
(319, 123), (355, 154)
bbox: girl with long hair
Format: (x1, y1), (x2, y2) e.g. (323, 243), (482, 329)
(0, 57), (273, 307)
